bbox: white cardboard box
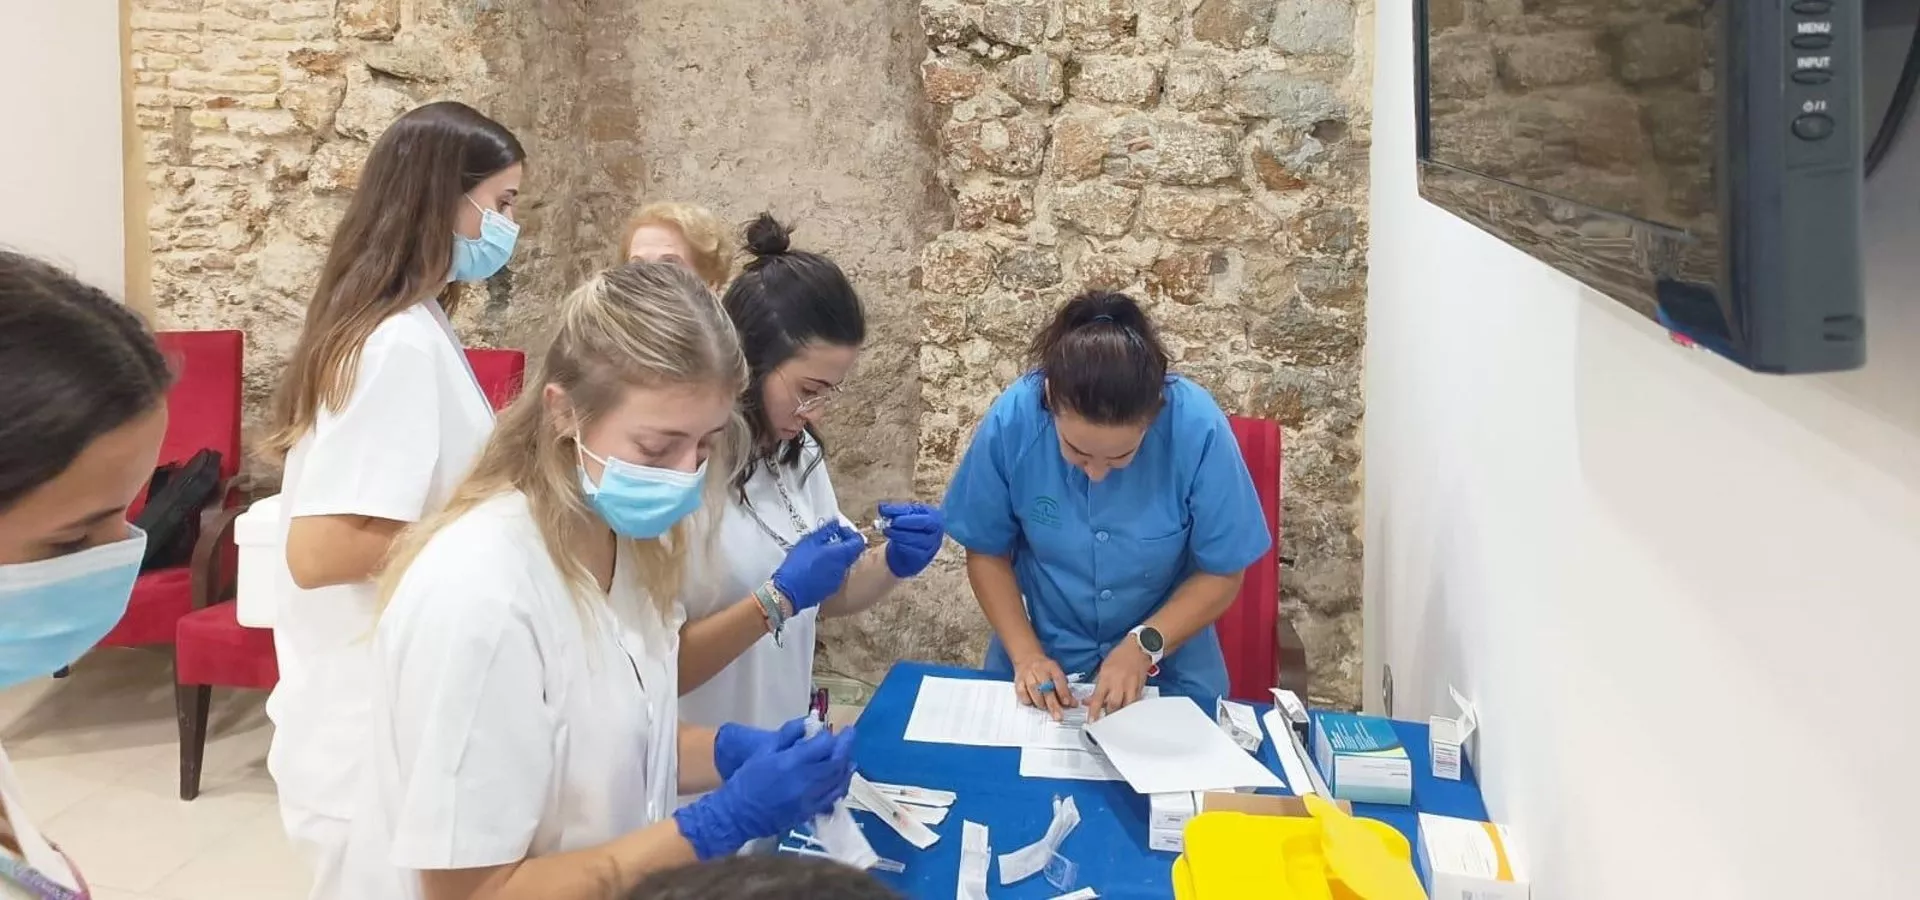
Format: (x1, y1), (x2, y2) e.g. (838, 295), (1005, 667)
(233, 493), (283, 629)
(1147, 791), (1199, 853)
(1417, 813), (1530, 900)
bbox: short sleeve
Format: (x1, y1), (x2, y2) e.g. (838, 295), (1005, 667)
(383, 551), (555, 870)
(942, 395), (1023, 557)
(1186, 414), (1272, 576)
(289, 334), (441, 523)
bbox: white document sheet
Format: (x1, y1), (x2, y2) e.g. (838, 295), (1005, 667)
(906, 677), (1160, 748)
(998, 795), (1082, 885)
(1082, 697), (1284, 795)
(958, 820), (990, 900)
(1019, 746), (1126, 782)
(906, 677), (1064, 747)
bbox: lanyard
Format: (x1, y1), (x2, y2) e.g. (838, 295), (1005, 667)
(743, 463), (820, 551)
(0, 856), (85, 900)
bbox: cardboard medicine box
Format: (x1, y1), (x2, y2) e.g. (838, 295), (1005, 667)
(1312, 712), (1413, 806)
(1417, 813), (1530, 900)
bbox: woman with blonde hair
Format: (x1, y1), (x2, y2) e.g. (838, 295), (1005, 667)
(339, 261), (856, 900)
(620, 202), (733, 289)
(259, 100), (526, 897)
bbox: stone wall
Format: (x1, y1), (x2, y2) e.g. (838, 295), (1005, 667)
(904, 0), (1371, 705)
(129, 0), (599, 450)
(127, 0), (1371, 706)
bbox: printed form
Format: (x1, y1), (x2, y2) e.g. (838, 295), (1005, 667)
(906, 676), (1149, 782)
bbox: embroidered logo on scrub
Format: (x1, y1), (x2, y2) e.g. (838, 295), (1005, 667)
(1030, 496), (1062, 528)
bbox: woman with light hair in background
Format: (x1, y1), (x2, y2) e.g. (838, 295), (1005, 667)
(258, 100), (527, 899)
(622, 201), (734, 290)
(338, 261), (856, 900)
(0, 250), (173, 898)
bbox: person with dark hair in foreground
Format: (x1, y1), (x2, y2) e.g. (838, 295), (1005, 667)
(627, 856), (903, 900)
(942, 290), (1272, 722)
(0, 249), (174, 897)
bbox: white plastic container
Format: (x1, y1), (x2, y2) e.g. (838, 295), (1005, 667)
(234, 493), (284, 629)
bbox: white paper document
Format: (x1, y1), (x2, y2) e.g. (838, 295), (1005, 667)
(1082, 697), (1284, 794)
(1019, 746), (1126, 782)
(998, 796), (1082, 885)
(905, 677), (1157, 748)
(958, 821), (990, 900)
(906, 677), (1065, 747)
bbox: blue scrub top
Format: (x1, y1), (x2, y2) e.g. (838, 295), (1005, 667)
(942, 373), (1271, 707)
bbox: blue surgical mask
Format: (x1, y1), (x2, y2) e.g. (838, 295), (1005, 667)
(0, 527), (146, 690)
(450, 195), (520, 283)
(579, 444), (706, 540)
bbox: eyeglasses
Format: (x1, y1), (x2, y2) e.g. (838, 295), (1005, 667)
(780, 371), (841, 416)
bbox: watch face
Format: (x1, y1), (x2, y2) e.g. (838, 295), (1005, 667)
(1138, 627), (1164, 654)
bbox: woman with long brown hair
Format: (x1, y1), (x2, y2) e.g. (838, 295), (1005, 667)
(259, 100), (526, 900)
(338, 262), (854, 900)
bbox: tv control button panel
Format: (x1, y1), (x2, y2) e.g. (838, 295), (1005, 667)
(1792, 113), (1835, 141)
(1784, 0), (1849, 169)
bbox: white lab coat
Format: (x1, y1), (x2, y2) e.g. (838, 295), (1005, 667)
(339, 492), (684, 898)
(266, 301), (494, 899)
(0, 744), (82, 899)
(680, 438), (849, 730)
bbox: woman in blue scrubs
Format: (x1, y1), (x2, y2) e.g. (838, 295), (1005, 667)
(943, 290), (1270, 720)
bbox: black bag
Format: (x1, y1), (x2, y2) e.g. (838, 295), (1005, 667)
(134, 448), (223, 571)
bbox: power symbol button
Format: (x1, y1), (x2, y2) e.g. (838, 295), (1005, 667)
(1792, 113), (1835, 141)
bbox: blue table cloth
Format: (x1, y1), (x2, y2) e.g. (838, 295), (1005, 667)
(842, 662), (1489, 898)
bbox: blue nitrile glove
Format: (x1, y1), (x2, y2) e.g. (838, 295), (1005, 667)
(770, 522), (866, 613)
(879, 501), (945, 578)
(672, 727), (859, 861)
(713, 716), (810, 781)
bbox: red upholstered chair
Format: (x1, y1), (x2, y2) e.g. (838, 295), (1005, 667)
(89, 331), (247, 651)
(1220, 415), (1309, 703)
(464, 347), (527, 409)
(173, 346), (527, 800)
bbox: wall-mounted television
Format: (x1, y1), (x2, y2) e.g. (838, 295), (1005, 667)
(1413, 1), (1909, 374)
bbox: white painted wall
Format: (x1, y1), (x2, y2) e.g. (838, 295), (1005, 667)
(0, 1), (127, 295)
(1367, 3), (1919, 897)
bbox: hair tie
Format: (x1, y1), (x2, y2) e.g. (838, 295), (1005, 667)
(1092, 314), (1114, 323)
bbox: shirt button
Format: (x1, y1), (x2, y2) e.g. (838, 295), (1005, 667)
(1099, 589), (1113, 600)
(1096, 531), (1109, 542)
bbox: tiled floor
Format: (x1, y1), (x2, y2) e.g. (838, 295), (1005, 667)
(0, 648), (309, 900)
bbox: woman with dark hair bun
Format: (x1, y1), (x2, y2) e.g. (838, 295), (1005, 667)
(0, 249), (174, 896)
(943, 290), (1270, 721)
(676, 213), (946, 732)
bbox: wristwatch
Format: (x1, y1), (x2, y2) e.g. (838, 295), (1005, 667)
(1128, 625), (1165, 666)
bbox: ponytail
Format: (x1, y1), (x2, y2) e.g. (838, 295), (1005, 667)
(1027, 290), (1170, 425)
